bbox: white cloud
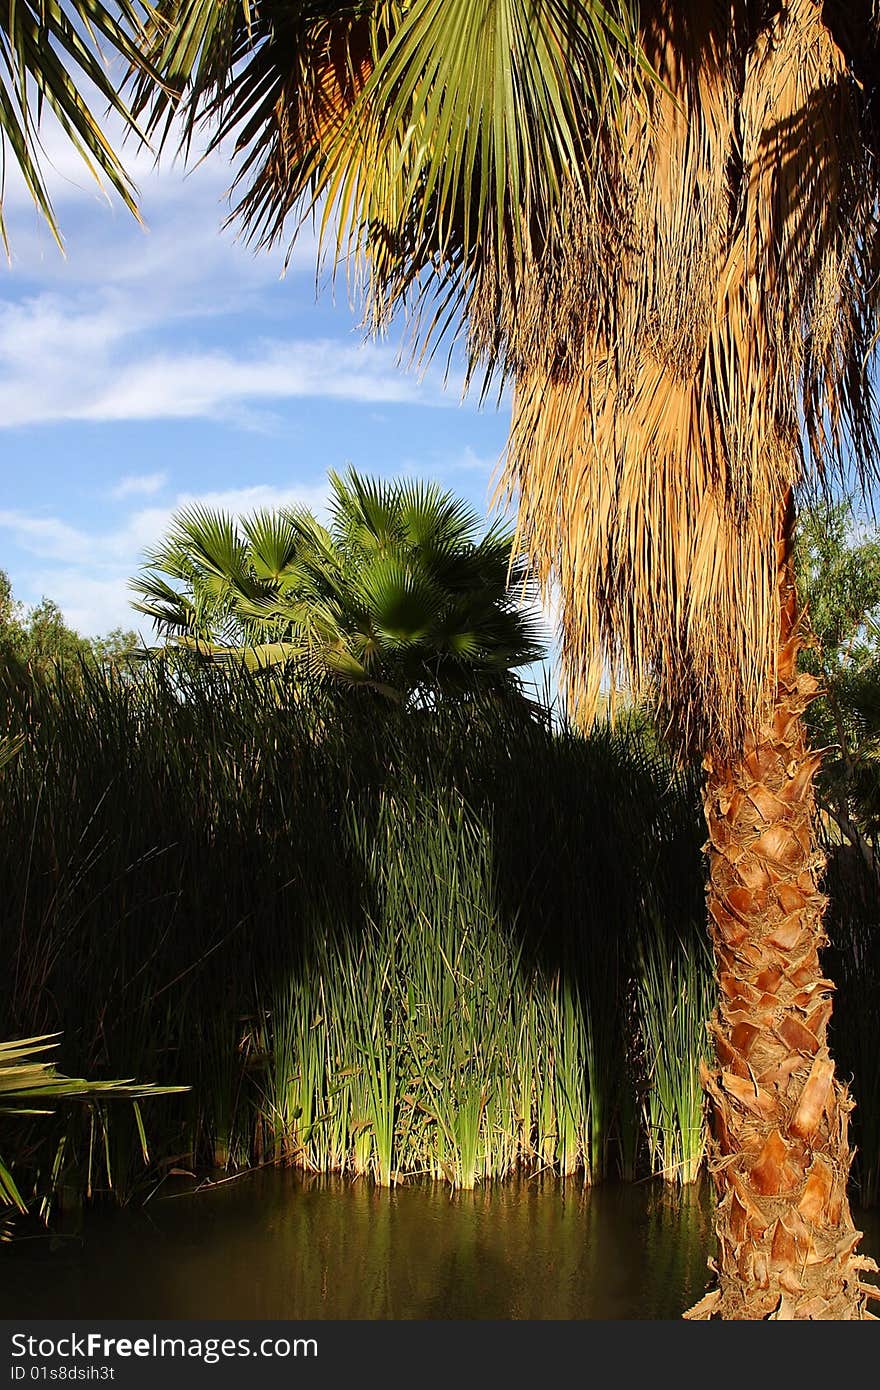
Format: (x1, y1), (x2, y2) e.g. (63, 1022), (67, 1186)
(0, 513), (96, 566)
(110, 472), (168, 500)
(0, 290), (456, 430)
(0, 113), (435, 433)
(452, 445), (500, 472)
(172, 484), (330, 518)
(80, 340), (437, 424)
(24, 570), (148, 641)
(0, 93), (475, 438)
(2, 483), (330, 567)
(1, 481), (332, 636)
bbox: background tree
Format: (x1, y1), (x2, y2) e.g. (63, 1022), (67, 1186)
(795, 502), (880, 1212)
(796, 502), (880, 870)
(0, 569), (137, 675)
(131, 469), (546, 704)
(135, 1), (880, 1318)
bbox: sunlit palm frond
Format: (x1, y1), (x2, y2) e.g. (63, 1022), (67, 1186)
(135, 1), (643, 333)
(0, 1035), (185, 1212)
(317, 0), (643, 330)
(128, 570), (202, 636)
(239, 509), (303, 581)
(328, 464), (400, 554)
(0, 0), (154, 248)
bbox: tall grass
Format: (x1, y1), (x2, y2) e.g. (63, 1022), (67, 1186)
(1, 660), (875, 1202)
(636, 920), (714, 1184)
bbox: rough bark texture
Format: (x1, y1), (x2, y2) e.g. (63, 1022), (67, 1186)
(686, 502), (879, 1320)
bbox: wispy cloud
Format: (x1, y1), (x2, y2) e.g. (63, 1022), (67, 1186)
(80, 340), (442, 424)
(452, 445), (501, 472)
(110, 472), (168, 500)
(0, 119), (451, 431)
(0, 295), (455, 429)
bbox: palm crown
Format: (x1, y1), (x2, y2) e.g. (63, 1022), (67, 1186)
(125, 1), (880, 755)
(131, 468), (546, 702)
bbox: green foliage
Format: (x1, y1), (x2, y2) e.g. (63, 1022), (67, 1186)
(795, 499), (880, 1202)
(636, 923), (714, 1186)
(0, 659), (712, 1199)
(131, 468), (546, 702)
(3, 656), (876, 1201)
(795, 502), (880, 846)
(0, 570), (138, 677)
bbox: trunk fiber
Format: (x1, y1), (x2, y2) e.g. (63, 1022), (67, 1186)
(687, 505), (878, 1320)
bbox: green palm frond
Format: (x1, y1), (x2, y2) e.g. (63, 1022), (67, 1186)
(0, 0), (157, 249)
(406, 490), (481, 553)
(131, 468), (547, 700)
(129, 570), (202, 635)
(321, 1), (638, 312)
(358, 553), (444, 641)
(0, 1035), (186, 1212)
(171, 506), (253, 587)
(134, 1), (642, 335)
(328, 466), (400, 553)
(240, 509), (303, 580)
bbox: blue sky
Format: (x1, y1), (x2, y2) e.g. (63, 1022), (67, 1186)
(0, 123), (514, 639)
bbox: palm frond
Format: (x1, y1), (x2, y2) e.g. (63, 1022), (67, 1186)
(135, 1), (643, 332)
(0, 1035), (186, 1211)
(0, 0), (157, 248)
(497, 0), (880, 755)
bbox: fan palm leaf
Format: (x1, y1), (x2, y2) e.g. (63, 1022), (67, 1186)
(132, 1), (643, 322)
(131, 467), (546, 698)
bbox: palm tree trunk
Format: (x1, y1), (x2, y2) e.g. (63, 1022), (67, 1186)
(688, 494), (878, 1320)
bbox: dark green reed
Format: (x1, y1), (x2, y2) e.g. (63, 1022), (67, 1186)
(0, 660), (875, 1205)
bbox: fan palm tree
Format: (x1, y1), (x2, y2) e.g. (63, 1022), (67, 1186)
(131, 468), (546, 702)
(133, 1), (880, 1317)
(0, 0), (157, 248)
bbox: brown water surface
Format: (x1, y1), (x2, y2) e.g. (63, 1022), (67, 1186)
(1, 1174), (878, 1320)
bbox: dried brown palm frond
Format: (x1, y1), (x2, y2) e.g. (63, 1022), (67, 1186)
(492, 0), (880, 756)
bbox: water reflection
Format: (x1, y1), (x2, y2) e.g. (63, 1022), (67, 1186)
(1, 1174), (877, 1320)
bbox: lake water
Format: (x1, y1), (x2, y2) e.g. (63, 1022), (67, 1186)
(2, 1174), (878, 1320)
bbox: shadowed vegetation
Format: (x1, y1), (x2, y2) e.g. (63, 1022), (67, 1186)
(0, 661), (707, 1201)
(1, 659), (877, 1213)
